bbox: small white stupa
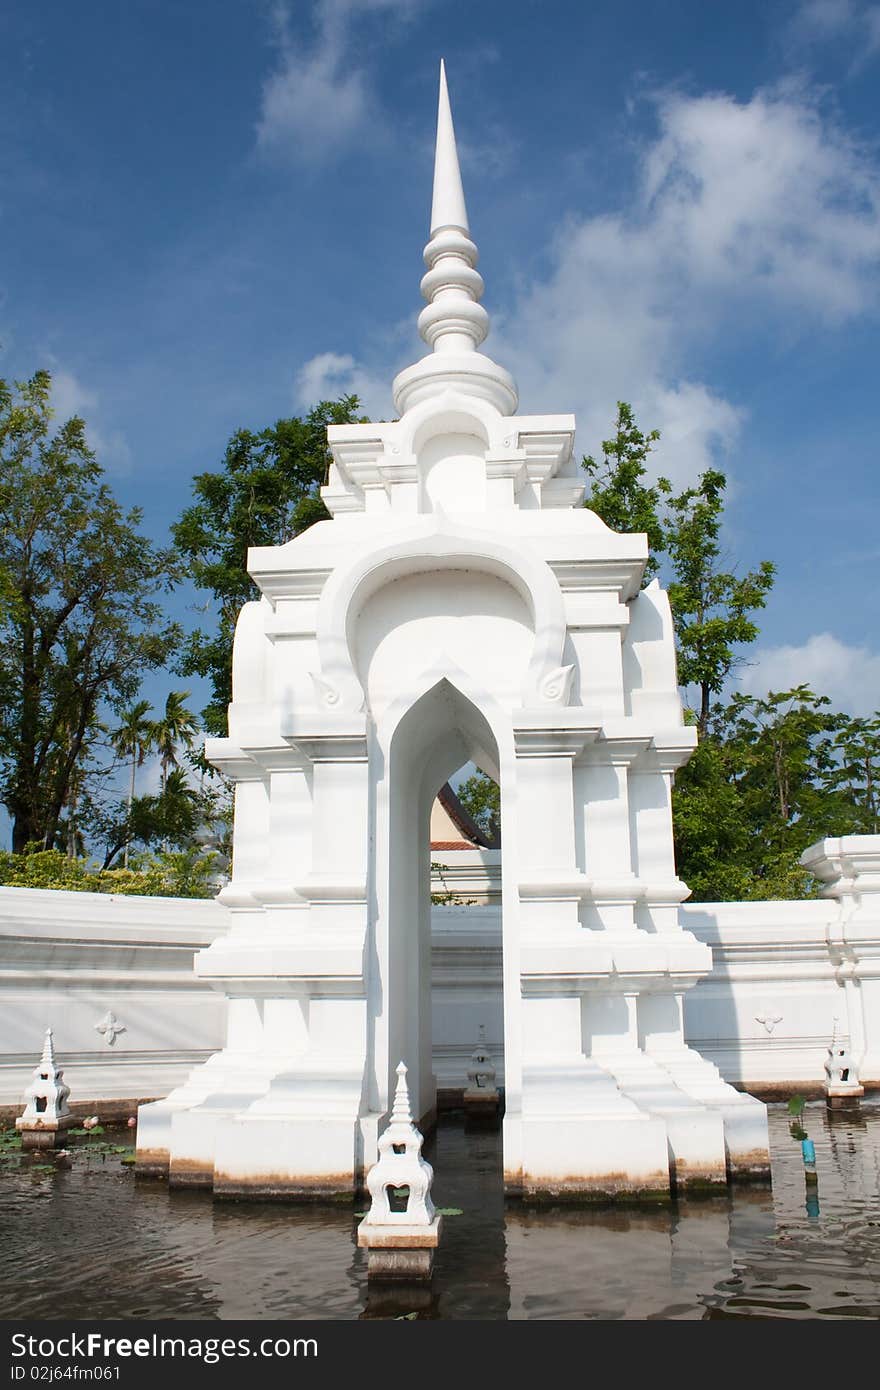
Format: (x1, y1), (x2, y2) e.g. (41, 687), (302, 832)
(463, 1024), (500, 1122)
(358, 1061), (441, 1280)
(823, 1019), (864, 1109)
(16, 1029), (76, 1150)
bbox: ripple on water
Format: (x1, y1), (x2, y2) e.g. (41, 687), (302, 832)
(0, 1104), (879, 1319)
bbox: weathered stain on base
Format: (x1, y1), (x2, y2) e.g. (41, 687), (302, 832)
(134, 1147), (170, 1178)
(19, 1127), (73, 1151)
(727, 1147), (772, 1183)
(733, 1080), (878, 1101)
(517, 1167), (672, 1203)
(671, 1164), (728, 1193)
(364, 1248), (435, 1280)
(212, 1169), (355, 1202)
(168, 1156), (215, 1189)
(357, 1226), (442, 1250)
(669, 1150), (728, 1185)
(826, 1093), (863, 1110)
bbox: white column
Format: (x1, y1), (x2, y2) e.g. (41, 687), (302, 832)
(579, 741), (642, 932)
(294, 733), (370, 934)
(628, 751), (688, 933)
(513, 726), (589, 935)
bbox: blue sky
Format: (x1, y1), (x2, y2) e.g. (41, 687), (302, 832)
(2, 0), (880, 753)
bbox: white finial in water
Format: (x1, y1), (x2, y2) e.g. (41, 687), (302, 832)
(823, 1018), (864, 1107)
(362, 1060), (436, 1227)
(16, 1027), (75, 1148)
(466, 1024), (498, 1094)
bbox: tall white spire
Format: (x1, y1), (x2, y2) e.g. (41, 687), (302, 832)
(392, 61), (518, 417)
(430, 59), (468, 235)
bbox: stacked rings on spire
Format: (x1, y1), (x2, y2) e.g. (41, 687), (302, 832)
(419, 227), (489, 351)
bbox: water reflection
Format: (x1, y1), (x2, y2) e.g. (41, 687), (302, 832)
(503, 1195), (773, 1320)
(0, 1104), (878, 1319)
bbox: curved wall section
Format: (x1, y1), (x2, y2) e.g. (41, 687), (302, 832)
(356, 569), (532, 714)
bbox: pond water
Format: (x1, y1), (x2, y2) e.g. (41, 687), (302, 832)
(1, 1103), (879, 1320)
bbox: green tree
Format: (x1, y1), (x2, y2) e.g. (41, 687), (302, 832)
(0, 843), (221, 899)
(151, 690), (198, 793)
(723, 686), (844, 842)
(581, 405), (776, 735)
(660, 470), (776, 734)
(457, 771), (501, 843)
(0, 371), (181, 853)
(823, 715), (880, 833)
(669, 723), (757, 902)
(109, 699), (155, 869)
(89, 765), (224, 871)
(673, 687), (851, 900)
(582, 401), (666, 581)
(173, 396), (366, 734)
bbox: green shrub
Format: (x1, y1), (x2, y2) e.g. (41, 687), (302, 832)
(0, 846), (220, 899)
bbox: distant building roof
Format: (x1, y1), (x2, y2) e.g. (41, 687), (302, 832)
(430, 782), (497, 851)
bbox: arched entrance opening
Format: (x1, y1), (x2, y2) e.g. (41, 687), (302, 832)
(378, 679), (505, 1141)
(429, 766), (502, 1112)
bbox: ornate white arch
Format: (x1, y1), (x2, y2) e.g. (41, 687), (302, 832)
(312, 516), (571, 714)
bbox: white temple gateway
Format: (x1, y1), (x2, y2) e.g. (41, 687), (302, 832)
(135, 63), (770, 1199)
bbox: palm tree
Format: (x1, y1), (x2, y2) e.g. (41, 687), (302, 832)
(151, 690), (199, 794)
(110, 700), (154, 869)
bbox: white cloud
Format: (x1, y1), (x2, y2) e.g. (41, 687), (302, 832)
(795, 0), (860, 35)
(493, 84), (880, 479)
(643, 87), (880, 318)
(295, 350), (393, 418)
(789, 0), (880, 63)
(50, 368), (132, 476)
(256, 0), (423, 162)
(50, 368), (98, 421)
(738, 632), (880, 714)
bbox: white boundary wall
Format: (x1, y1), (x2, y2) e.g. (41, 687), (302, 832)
(2, 834), (878, 1106)
(0, 888), (226, 1107)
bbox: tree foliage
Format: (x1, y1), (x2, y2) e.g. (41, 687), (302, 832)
(457, 772), (501, 843)
(825, 715), (880, 834)
(93, 691), (226, 870)
(150, 689), (199, 792)
(660, 470), (775, 734)
(582, 402), (665, 581)
(0, 844), (221, 898)
(173, 396), (367, 734)
(673, 688), (858, 900)
(0, 371), (182, 853)
(584, 403), (775, 735)
(109, 699), (154, 870)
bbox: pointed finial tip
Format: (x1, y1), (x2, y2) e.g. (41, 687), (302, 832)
(396, 1060), (407, 1076)
(430, 56), (469, 236)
